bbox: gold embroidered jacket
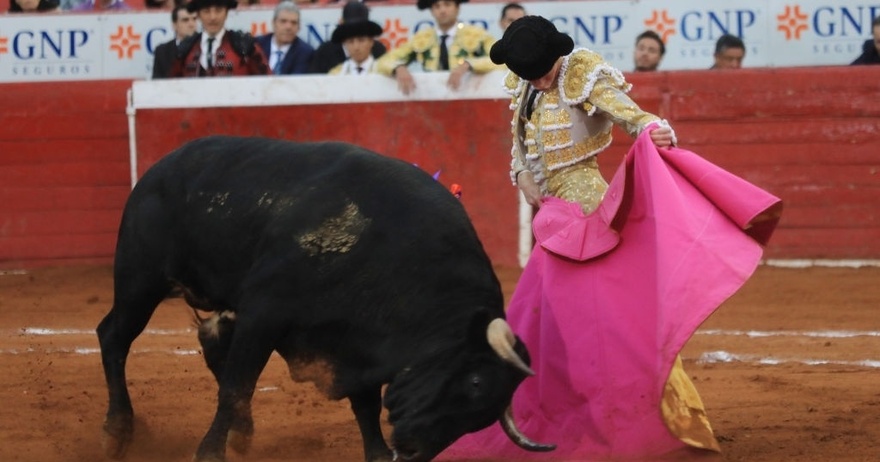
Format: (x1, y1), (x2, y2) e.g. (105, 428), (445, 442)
(375, 23), (501, 75)
(506, 48), (661, 198)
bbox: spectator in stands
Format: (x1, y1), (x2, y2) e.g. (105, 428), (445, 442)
(63, 0), (129, 10)
(633, 30), (665, 72)
(851, 16), (880, 65)
(152, 5), (198, 79)
(256, 2), (315, 75)
(9, 0), (59, 12)
(498, 3), (525, 32)
(711, 34), (745, 69)
(171, 0), (270, 77)
(328, 14), (384, 75)
(145, 0), (174, 8)
(309, 1), (387, 74)
(376, 0), (501, 95)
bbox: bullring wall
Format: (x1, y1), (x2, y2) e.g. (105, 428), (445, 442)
(1, 65), (878, 269)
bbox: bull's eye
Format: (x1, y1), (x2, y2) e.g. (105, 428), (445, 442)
(466, 373), (484, 399)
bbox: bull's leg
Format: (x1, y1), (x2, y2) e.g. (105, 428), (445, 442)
(194, 311), (254, 455)
(193, 316), (278, 462)
(350, 388), (394, 462)
(195, 311), (236, 383)
(96, 269), (170, 459)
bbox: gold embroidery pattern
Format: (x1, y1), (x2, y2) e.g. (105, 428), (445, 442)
(503, 71), (522, 95)
(376, 24), (499, 74)
(410, 28), (435, 52)
(518, 86), (614, 173)
(457, 25), (486, 53)
(545, 159), (608, 215)
(562, 50), (605, 102)
(543, 132), (612, 171)
(588, 79), (658, 137)
(540, 129), (574, 150)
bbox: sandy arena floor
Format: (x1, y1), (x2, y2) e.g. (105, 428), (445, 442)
(0, 264), (878, 462)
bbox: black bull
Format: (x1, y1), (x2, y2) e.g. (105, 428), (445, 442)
(97, 136), (554, 462)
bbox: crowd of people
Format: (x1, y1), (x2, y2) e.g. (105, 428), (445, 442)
(9, 0), (880, 72)
(145, 0), (528, 83)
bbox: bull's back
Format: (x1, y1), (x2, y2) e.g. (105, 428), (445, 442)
(119, 136), (482, 293)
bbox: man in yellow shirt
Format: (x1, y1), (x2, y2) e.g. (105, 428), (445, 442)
(375, 0), (501, 94)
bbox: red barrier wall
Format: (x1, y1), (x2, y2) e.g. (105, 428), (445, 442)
(0, 80), (132, 268)
(2, 66), (879, 269)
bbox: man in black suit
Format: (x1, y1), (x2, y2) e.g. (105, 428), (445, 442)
(851, 16), (880, 65)
(255, 1), (314, 75)
(308, 0), (386, 74)
(152, 5), (197, 79)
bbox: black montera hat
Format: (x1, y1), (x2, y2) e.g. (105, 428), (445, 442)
(416, 0), (467, 11)
(331, 19), (383, 44)
(186, 0), (237, 13)
(341, 0), (369, 21)
(489, 15), (574, 80)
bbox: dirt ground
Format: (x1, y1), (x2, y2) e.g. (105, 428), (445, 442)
(0, 264), (878, 462)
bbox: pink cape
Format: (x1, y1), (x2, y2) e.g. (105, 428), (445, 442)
(440, 131), (782, 461)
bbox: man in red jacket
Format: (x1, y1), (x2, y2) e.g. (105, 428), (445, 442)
(171, 0), (270, 77)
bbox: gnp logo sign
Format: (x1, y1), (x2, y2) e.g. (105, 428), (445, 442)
(0, 16), (170, 81)
(776, 3), (880, 57)
(642, 7), (760, 64)
(3, 27), (93, 78)
(643, 7), (758, 42)
(777, 4), (880, 39)
(109, 25), (142, 59)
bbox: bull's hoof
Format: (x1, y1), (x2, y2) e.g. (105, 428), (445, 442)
(367, 447), (395, 462)
(192, 455), (226, 462)
(101, 415), (133, 459)
(227, 429), (252, 454)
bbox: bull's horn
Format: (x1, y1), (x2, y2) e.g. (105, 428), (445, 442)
(486, 318), (534, 376)
(500, 405), (556, 452)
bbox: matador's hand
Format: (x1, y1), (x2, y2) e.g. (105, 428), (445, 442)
(649, 125), (675, 148)
(517, 171), (542, 208)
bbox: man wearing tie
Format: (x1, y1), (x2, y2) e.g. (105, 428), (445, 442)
(375, 0), (501, 94)
(309, 1), (387, 74)
(327, 14), (384, 75)
(256, 1), (315, 76)
(171, 0), (270, 77)
(151, 5), (197, 79)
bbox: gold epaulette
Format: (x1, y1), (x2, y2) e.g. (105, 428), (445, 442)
(561, 48), (631, 107)
(502, 71), (522, 95)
